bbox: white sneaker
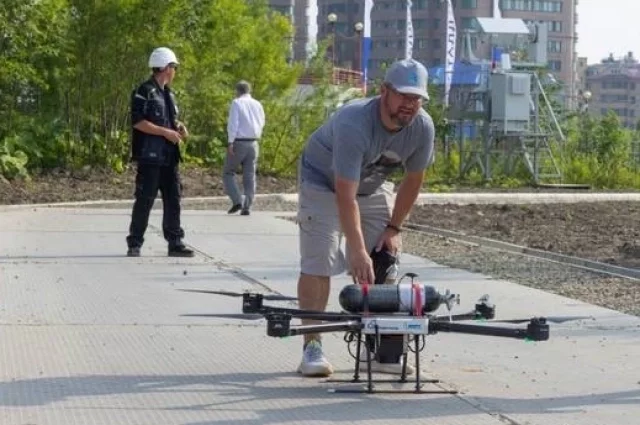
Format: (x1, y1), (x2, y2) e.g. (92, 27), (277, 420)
(359, 359), (415, 375)
(297, 340), (334, 377)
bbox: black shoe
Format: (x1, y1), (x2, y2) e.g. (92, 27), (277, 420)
(227, 204), (242, 214)
(241, 209), (250, 216)
(168, 245), (194, 257)
(127, 247), (141, 257)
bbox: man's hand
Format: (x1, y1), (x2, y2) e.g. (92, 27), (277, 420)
(176, 122), (189, 138)
(227, 144), (234, 156)
(163, 128), (183, 144)
(348, 248), (375, 285)
(375, 226), (402, 254)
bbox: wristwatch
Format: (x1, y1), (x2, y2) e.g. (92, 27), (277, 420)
(386, 223), (402, 233)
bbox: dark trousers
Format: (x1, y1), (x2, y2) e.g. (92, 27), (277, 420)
(126, 162), (184, 249)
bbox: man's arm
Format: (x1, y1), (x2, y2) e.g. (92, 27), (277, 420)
(130, 87), (180, 143)
(332, 121), (366, 254)
(133, 120), (171, 137)
(390, 114), (435, 227)
(332, 121), (375, 283)
(335, 177), (366, 254)
(227, 100), (239, 145)
(389, 170), (424, 228)
(335, 176), (374, 284)
(258, 102), (266, 130)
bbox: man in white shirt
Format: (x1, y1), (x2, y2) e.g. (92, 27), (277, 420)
(224, 80), (266, 215)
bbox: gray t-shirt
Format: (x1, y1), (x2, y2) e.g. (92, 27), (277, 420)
(299, 97), (435, 195)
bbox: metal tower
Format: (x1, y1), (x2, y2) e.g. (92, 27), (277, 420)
(448, 18), (565, 184)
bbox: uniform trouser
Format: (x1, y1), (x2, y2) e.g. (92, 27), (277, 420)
(126, 162), (184, 249)
(223, 141), (259, 210)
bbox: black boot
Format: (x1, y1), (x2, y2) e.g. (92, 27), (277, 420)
(227, 204), (242, 214)
(168, 244), (194, 257)
(127, 246), (141, 257)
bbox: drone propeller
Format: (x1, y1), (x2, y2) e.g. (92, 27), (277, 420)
(487, 315), (595, 324)
(178, 289), (297, 302)
(181, 313), (266, 320)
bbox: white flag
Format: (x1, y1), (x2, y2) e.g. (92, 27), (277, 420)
(305, 0), (318, 62)
(362, 0), (374, 94)
(405, 0), (414, 59)
(444, 0), (457, 107)
(493, 0), (502, 18)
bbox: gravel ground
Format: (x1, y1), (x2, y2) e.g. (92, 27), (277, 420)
(402, 232), (640, 317)
(180, 197), (640, 318)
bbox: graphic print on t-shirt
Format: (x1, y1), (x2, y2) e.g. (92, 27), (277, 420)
(361, 150), (403, 188)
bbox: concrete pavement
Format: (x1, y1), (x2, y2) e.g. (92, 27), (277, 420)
(0, 205), (639, 425)
(3, 190), (640, 212)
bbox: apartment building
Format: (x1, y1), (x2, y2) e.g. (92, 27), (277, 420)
(584, 52), (640, 128)
(268, 0), (307, 62)
(500, 0), (576, 97)
(269, 0), (577, 101)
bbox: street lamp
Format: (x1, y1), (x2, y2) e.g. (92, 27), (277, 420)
(354, 22), (364, 86)
(326, 14), (364, 69)
(327, 13), (338, 66)
(578, 89), (593, 150)
(579, 89), (592, 113)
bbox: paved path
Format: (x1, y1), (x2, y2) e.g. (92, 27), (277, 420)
(0, 205), (639, 425)
(3, 191), (640, 211)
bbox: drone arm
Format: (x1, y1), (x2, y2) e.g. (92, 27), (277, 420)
(272, 310), (362, 322)
(266, 313), (362, 338)
(429, 318), (549, 341)
(433, 312), (485, 322)
(249, 305), (361, 322)
(285, 321), (363, 337)
(433, 295), (496, 322)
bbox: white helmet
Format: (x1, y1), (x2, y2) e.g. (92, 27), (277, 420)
(148, 47), (179, 68)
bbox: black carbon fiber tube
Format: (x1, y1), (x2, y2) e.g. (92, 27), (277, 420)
(338, 283), (444, 314)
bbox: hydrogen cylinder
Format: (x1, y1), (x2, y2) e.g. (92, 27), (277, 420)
(338, 283), (444, 314)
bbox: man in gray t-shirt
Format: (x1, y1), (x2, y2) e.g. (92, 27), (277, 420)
(295, 59), (436, 378)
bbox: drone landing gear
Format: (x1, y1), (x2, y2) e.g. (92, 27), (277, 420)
(325, 330), (458, 395)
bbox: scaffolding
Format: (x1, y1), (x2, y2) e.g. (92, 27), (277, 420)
(444, 19), (567, 185)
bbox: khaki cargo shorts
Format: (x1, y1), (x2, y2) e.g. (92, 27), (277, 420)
(297, 182), (395, 277)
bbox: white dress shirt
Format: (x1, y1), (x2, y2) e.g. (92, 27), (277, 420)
(227, 94), (265, 145)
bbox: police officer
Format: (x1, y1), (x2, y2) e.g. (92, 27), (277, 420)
(126, 47), (194, 258)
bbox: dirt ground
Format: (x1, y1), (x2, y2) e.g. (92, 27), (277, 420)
(2, 166), (639, 270)
(410, 202), (640, 269)
(0, 165), (298, 205)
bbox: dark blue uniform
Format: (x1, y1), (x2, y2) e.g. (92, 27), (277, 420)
(126, 77), (185, 251)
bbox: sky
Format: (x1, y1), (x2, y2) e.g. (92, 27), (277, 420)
(576, 0), (640, 64)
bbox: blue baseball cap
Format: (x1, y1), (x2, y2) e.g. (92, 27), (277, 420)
(383, 58), (429, 100)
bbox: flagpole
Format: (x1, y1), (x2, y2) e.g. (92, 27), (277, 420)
(305, 0), (318, 64)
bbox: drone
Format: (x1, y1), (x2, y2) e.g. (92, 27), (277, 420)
(180, 273), (590, 394)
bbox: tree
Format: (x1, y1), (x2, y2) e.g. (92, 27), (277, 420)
(164, 0), (299, 160)
(0, 0), (69, 134)
(0, 0), (301, 174)
(0, 0), (70, 173)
